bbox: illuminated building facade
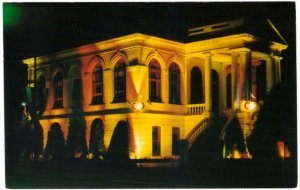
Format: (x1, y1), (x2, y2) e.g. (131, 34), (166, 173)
(23, 20), (287, 159)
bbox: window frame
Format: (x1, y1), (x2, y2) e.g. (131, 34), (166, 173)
(169, 63), (181, 104)
(149, 60), (162, 102)
(53, 72), (64, 109)
(113, 60), (126, 103)
(91, 64), (104, 105)
(152, 126), (161, 156)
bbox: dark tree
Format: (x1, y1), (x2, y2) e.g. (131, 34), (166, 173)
(45, 122), (65, 160)
(106, 121), (130, 163)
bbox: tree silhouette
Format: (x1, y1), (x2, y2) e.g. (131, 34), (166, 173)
(45, 122), (65, 160)
(106, 121), (130, 163)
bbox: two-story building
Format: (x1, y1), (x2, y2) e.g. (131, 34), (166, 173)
(23, 19), (287, 159)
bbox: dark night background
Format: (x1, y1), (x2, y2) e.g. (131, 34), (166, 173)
(3, 2), (297, 188)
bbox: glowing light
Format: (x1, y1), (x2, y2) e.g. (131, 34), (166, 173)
(132, 102), (144, 111)
(241, 100), (258, 112)
(277, 141), (291, 160)
(21, 102), (27, 107)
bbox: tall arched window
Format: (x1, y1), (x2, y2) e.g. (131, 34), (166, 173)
(226, 74), (232, 108)
(91, 64), (103, 104)
(169, 63), (181, 104)
(149, 60), (161, 102)
(190, 67), (203, 104)
(113, 60), (126, 102)
(53, 72), (63, 108)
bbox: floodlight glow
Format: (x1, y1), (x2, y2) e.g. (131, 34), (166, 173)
(132, 102), (144, 111)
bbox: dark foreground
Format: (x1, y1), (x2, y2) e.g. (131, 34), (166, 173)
(6, 158), (297, 188)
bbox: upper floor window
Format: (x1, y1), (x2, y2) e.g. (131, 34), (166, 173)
(149, 60), (161, 102)
(91, 64), (103, 104)
(169, 63), (181, 104)
(190, 66), (204, 104)
(113, 60), (126, 102)
(53, 72), (63, 109)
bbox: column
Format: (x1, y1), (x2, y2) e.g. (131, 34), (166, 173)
(63, 79), (69, 109)
(273, 56), (282, 84)
(275, 56), (282, 84)
(204, 53), (212, 114)
(266, 56), (274, 94)
(162, 69), (169, 103)
(239, 50), (252, 101)
(82, 73), (91, 107)
(103, 69), (113, 104)
(231, 53), (238, 111)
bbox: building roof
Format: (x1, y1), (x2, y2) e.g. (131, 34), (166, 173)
(186, 18), (288, 46)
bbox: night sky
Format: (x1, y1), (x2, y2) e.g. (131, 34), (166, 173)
(3, 2), (296, 122)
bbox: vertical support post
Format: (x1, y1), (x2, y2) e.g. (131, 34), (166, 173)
(239, 52), (245, 101)
(266, 56), (274, 94)
(278, 58), (282, 84)
(245, 51), (252, 101)
(231, 53), (238, 111)
(204, 53), (212, 114)
(239, 50), (251, 101)
(33, 57), (37, 122)
(162, 69), (169, 103)
(103, 69), (113, 104)
(273, 56), (280, 85)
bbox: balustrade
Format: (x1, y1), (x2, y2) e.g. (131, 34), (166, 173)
(186, 104), (206, 114)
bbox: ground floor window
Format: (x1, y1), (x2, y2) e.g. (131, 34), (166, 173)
(152, 126), (161, 156)
(172, 127), (180, 156)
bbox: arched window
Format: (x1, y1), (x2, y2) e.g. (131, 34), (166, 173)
(190, 67), (203, 104)
(169, 63), (181, 104)
(91, 64), (103, 104)
(149, 60), (161, 102)
(226, 74), (232, 108)
(113, 60), (126, 102)
(53, 72), (63, 108)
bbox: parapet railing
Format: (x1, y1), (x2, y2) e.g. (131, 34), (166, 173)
(186, 104), (206, 114)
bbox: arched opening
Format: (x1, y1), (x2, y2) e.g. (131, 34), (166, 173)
(113, 60), (126, 102)
(212, 70), (219, 115)
(53, 71), (63, 109)
(169, 63), (181, 104)
(91, 64), (103, 105)
(45, 122), (65, 160)
(190, 67), (203, 104)
(149, 59), (162, 102)
(89, 119), (105, 159)
(226, 74), (232, 109)
(106, 121), (129, 161)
